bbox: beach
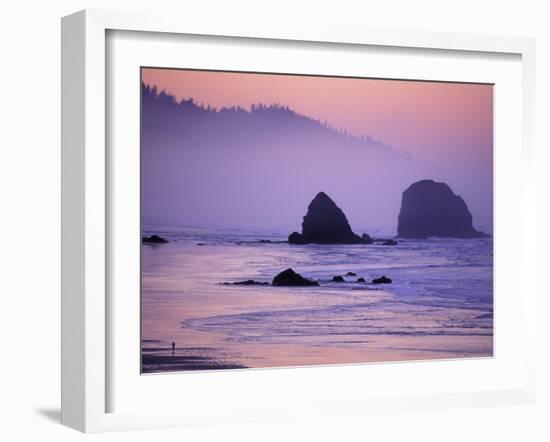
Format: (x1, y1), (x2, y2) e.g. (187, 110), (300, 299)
(141, 227), (493, 373)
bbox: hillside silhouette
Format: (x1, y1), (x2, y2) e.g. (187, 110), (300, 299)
(141, 83), (427, 234)
(141, 83), (400, 152)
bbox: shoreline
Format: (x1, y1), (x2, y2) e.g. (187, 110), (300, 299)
(142, 347), (248, 373)
(141, 233), (493, 374)
(141, 342), (493, 374)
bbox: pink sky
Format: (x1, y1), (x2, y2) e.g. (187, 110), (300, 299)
(142, 68), (493, 163)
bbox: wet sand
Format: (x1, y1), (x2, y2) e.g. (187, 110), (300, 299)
(141, 234), (493, 373)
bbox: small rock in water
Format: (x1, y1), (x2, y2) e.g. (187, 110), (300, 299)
(381, 239), (398, 246)
(272, 268), (319, 286)
(357, 277), (366, 283)
(222, 280), (269, 286)
(372, 276), (392, 284)
(345, 272), (356, 276)
(197, 242), (206, 246)
(142, 234), (169, 244)
(332, 275), (345, 283)
(288, 231), (307, 244)
(361, 233), (374, 244)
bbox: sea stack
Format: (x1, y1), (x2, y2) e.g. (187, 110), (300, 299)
(288, 192), (363, 244)
(397, 180), (488, 239)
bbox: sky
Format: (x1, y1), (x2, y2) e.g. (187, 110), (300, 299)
(142, 68), (493, 164)
(141, 68), (493, 235)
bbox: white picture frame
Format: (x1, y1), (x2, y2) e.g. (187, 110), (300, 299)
(61, 9), (538, 433)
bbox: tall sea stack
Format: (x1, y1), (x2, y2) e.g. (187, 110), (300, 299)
(397, 180), (488, 239)
(288, 192), (363, 244)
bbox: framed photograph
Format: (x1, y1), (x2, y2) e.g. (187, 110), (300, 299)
(61, 9), (537, 432)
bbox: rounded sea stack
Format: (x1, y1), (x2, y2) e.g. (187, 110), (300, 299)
(397, 180), (488, 239)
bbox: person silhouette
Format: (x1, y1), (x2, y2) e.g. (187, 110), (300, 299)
(171, 341), (175, 355)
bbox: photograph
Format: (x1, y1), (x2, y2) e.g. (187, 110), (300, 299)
(140, 67), (494, 374)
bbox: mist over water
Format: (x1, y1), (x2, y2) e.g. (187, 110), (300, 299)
(141, 84), (492, 236)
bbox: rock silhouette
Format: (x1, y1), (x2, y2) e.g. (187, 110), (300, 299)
(288, 192), (363, 244)
(288, 231), (307, 244)
(361, 233), (374, 244)
(221, 280), (269, 286)
(332, 275), (345, 282)
(272, 268), (319, 286)
(372, 276), (392, 284)
(142, 234), (169, 244)
(397, 180), (488, 239)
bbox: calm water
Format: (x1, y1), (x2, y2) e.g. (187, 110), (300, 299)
(141, 227), (493, 373)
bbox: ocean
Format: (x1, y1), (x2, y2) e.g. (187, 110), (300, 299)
(141, 227), (493, 373)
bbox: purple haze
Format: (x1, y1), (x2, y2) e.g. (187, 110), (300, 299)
(141, 82), (493, 236)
